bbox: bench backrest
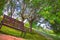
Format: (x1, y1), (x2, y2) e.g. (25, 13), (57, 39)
(2, 15), (25, 31)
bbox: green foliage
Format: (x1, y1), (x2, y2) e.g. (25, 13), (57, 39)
(24, 21), (30, 28)
(35, 0), (60, 33)
(57, 12), (60, 17)
(24, 0), (30, 4)
(0, 0), (6, 16)
(31, 0), (41, 8)
(32, 22), (37, 28)
(0, 9), (3, 16)
(0, 15), (3, 22)
(0, 0), (6, 9)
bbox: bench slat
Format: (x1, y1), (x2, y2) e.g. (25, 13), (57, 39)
(1, 15), (26, 32)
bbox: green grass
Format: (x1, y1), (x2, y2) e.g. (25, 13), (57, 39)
(0, 26), (47, 40)
(36, 28), (60, 40)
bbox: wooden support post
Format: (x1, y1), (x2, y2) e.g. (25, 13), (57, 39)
(20, 31), (23, 37)
(23, 32), (26, 38)
(20, 31), (26, 38)
(0, 22), (2, 29)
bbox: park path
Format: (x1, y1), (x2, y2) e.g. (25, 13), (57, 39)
(0, 34), (25, 40)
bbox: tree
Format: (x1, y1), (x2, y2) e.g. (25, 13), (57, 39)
(0, 0), (6, 16)
(2, 0), (60, 33)
(19, 0), (41, 32)
(37, 0), (60, 33)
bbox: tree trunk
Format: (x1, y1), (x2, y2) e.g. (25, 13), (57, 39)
(10, 0), (14, 17)
(29, 22), (32, 32)
(20, 2), (26, 22)
(10, 7), (13, 17)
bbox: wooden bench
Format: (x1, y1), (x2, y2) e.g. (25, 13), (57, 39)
(0, 15), (26, 37)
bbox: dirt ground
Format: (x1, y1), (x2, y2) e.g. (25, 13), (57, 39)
(0, 34), (24, 40)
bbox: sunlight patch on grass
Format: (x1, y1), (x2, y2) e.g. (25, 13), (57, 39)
(1, 26), (21, 37)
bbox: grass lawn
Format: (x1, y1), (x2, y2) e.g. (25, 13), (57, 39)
(36, 28), (60, 40)
(0, 26), (48, 40)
